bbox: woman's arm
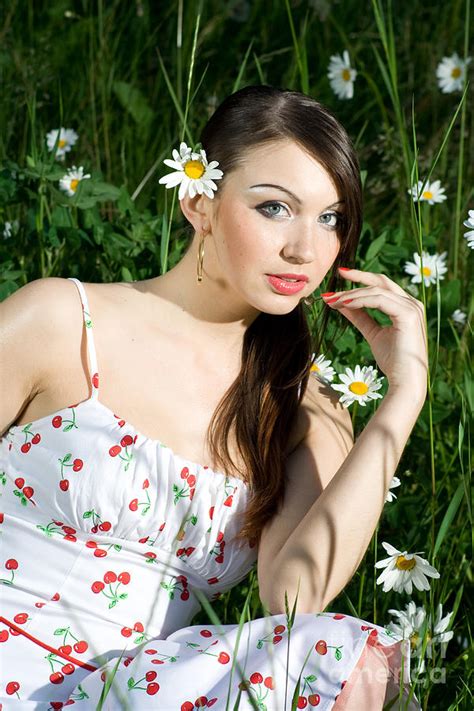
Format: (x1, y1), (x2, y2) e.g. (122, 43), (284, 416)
(260, 386), (425, 615)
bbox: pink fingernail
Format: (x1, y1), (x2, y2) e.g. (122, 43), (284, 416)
(342, 298), (354, 304)
(339, 267), (351, 271)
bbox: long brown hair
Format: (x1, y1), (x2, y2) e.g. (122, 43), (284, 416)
(192, 86), (362, 546)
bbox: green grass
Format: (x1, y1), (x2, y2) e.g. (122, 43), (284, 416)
(0, 1), (472, 708)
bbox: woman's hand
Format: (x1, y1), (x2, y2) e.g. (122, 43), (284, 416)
(322, 266), (428, 399)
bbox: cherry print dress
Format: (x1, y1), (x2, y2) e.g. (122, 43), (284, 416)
(0, 277), (421, 710)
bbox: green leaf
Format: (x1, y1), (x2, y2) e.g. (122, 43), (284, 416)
(112, 81), (154, 127)
(366, 232), (387, 261)
(433, 482), (464, 558)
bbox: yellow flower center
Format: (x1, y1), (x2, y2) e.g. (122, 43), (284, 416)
(395, 554), (416, 571)
(58, 139), (67, 148)
(342, 68), (351, 82)
(310, 363), (320, 373)
(184, 160), (205, 180)
(70, 179), (79, 192)
(422, 190), (433, 200)
(451, 67), (461, 78)
(349, 381), (369, 395)
(422, 266), (431, 276)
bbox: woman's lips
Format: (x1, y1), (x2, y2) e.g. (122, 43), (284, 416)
(266, 274), (307, 294)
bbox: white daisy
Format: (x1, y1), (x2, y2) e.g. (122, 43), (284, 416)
(309, 353), (336, 383)
(3, 220), (19, 239)
(385, 476), (401, 503)
(436, 52), (472, 93)
(46, 128), (79, 160)
(425, 603), (454, 659)
(408, 178), (447, 205)
(451, 309), (467, 327)
(331, 364), (384, 408)
(59, 165), (91, 197)
(374, 541), (440, 595)
(387, 600), (427, 651)
(463, 209), (474, 249)
(158, 141), (224, 201)
(403, 250), (448, 287)
(327, 50), (357, 99)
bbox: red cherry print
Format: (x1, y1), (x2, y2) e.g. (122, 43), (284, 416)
(142, 479), (150, 489)
(0, 512), (4, 523)
(10, 627), (21, 636)
(145, 671), (157, 682)
(52, 415), (63, 428)
(51, 592), (60, 601)
(59, 644), (72, 655)
(368, 629), (379, 646)
(109, 445), (122, 457)
(133, 434), (138, 443)
(273, 635), (283, 644)
(189, 487), (195, 500)
(133, 622), (144, 633)
(50, 671), (64, 684)
(6, 681), (20, 695)
(176, 548), (184, 557)
(298, 697), (308, 709)
(176, 574), (187, 584)
(180, 589), (190, 601)
(103, 571), (117, 584)
(215, 554), (224, 563)
(181, 703), (194, 711)
(50, 704), (64, 710)
(59, 479), (69, 491)
(32, 433), (41, 445)
(145, 552), (157, 560)
(308, 694), (321, 706)
(118, 571), (130, 584)
(333, 614), (346, 620)
(121, 627), (132, 638)
(200, 629), (213, 637)
(274, 624), (285, 634)
(185, 546), (195, 556)
(209, 506), (214, 519)
(92, 373), (99, 389)
(120, 434), (133, 447)
(86, 540), (97, 548)
(13, 613), (28, 625)
(20, 442), (31, 453)
(64, 534), (77, 542)
(53, 520), (64, 526)
(62, 526), (76, 535)
(315, 640), (328, 655)
(195, 697), (208, 708)
(187, 474), (196, 487)
(14, 478), (25, 488)
(159, 522), (166, 531)
(223, 495), (233, 506)
(0, 630), (9, 642)
(264, 677), (274, 690)
(250, 672), (263, 684)
(218, 652), (230, 664)
(207, 699), (218, 707)
(361, 625), (370, 631)
(208, 577), (219, 585)
(5, 559), (18, 570)
(180, 467), (189, 480)
(99, 521), (112, 531)
(145, 649), (157, 655)
(73, 640), (88, 653)
(147, 683), (159, 695)
(91, 581), (105, 593)
(129, 499), (138, 511)
(118, 419), (125, 427)
(216, 531), (224, 543)
(61, 663), (75, 675)
(72, 459), (83, 472)
(94, 547), (107, 558)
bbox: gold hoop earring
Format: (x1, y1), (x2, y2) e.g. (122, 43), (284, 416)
(196, 231), (207, 283)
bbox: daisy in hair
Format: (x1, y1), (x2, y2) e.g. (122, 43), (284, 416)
(374, 541), (440, 594)
(331, 364), (384, 408)
(59, 166), (91, 197)
(46, 127), (79, 159)
(408, 178), (447, 205)
(463, 209), (474, 249)
(158, 141), (224, 200)
(436, 52), (472, 93)
(403, 250), (448, 287)
(327, 50), (357, 99)
(309, 353), (336, 383)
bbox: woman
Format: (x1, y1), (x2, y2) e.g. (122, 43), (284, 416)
(0, 85), (426, 709)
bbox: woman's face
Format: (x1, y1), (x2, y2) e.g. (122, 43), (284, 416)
(206, 138), (344, 314)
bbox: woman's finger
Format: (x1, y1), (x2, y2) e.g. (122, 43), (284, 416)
(337, 267), (412, 299)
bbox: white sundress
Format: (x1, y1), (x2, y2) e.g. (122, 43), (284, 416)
(0, 277), (419, 710)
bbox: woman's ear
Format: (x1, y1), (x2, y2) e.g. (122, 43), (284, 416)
(179, 193), (212, 235)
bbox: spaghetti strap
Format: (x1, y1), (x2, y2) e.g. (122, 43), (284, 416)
(67, 277), (100, 400)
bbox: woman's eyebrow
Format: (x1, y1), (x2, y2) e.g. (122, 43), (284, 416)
(247, 184), (345, 209)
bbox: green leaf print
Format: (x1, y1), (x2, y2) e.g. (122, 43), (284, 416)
(127, 677), (135, 689)
(335, 648), (342, 661)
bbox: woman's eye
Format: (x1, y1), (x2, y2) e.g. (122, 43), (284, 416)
(319, 212), (342, 229)
(256, 202), (289, 218)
